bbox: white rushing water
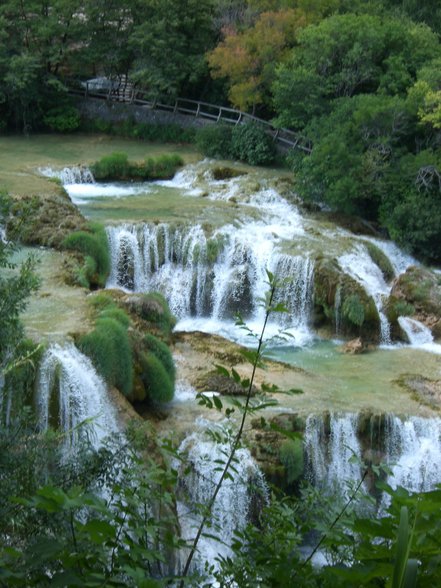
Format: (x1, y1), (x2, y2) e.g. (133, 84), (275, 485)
(338, 243), (393, 345)
(36, 343), (121, 455)
(304, 414), (362, 496)
(305, 413), (441, 500)
(398, 316), (441, 354)
(384, 415), (441, 493)
(106, 221), (315, 346)
(175, 424), (268, 574)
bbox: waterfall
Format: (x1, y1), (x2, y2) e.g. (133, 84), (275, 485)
(106, 222), (315, 343)
(36, 343), (121, 454)
(397, 317), (441, 354)
(39, 166), (95, 185)
(338, 243), (392, 345)
(175, 426), (268, 573)
(398, 316), (433, 345)
(304, 413), (362, 495)
(305, 413), (441, 500)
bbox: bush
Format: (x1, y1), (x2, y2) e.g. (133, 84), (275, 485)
(99, 307), (131, 328)
(80, 117), (196, 143)
(62, 225), (110, 289)
(196, 124), (234, 159)
(90, 152), (130, 180)
(43, 106), (80, 132)
(231, 123), (276, 166)
(90, 152), (183, 181)
(144, 333), (175, 383)
(139, 351), (174, 403)
(78, 317), (133, 397)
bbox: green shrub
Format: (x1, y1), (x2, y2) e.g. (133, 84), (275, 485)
(231, 123), (276, 166)
(62, 225), (110, 288)
(75, 255), (97, 289)
(90, 152), (130, 180)
(139, 351), (174, 403)
(279, 439), (304, 485)
(342, 294), (365, 327)
(144, 333), (175, 383)
(196, 124), (234, 159)
(43, 106), (80, 132)
(90, 152), (183, 181)
(99, 307), (131, 328)
(78, 318), (133, 397)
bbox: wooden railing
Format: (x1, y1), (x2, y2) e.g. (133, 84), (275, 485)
(69, 81), (312, 154)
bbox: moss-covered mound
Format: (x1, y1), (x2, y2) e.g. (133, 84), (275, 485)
(80, 291), (177, 406)
(121, 292), (176, 339)
(7, 190), (86, 248)
(62, 223), (110, 289)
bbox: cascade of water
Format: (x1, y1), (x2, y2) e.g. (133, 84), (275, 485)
(304, 414), (327, 484)
(39, 166), (95, 185)
(107, 221), (315, 343)
(398, 317), (433, 345)
(36, 343), (121, 454)
(338, 243), (392, 344)
(305, 412), (441, 503)
(304, 413), (362, 494)
(384, 416), (441, 493)
(175, 427), (268, 573)
(364, 237), (417, 275)
(271, 254), (315, 331)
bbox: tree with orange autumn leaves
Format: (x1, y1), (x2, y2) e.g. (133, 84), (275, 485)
(208, 8), (311, 113)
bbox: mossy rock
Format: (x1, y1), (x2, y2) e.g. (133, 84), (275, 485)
(390, 266), (441, 317)
(121, 292), (176, 337)
(195, 370), (257, 396)
(313, 258), (380, 342)
(211, 166), (246, 181)
(396, 374), (441, 410)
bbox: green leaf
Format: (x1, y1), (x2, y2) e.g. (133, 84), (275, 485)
(212, 395), (223, 410)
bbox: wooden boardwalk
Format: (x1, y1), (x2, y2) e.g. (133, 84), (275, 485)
(69, 80), (312, 154)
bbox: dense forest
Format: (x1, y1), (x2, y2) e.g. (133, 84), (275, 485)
(1, 1), (441, 586)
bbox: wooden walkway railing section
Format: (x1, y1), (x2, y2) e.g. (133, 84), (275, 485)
(69, 81), (312, 154)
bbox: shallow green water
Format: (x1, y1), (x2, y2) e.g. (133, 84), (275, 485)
(265, 341), (441, 416)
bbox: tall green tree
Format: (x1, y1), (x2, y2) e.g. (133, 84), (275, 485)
(273, 13), (440, 129)
(129, 0), (215, 99)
